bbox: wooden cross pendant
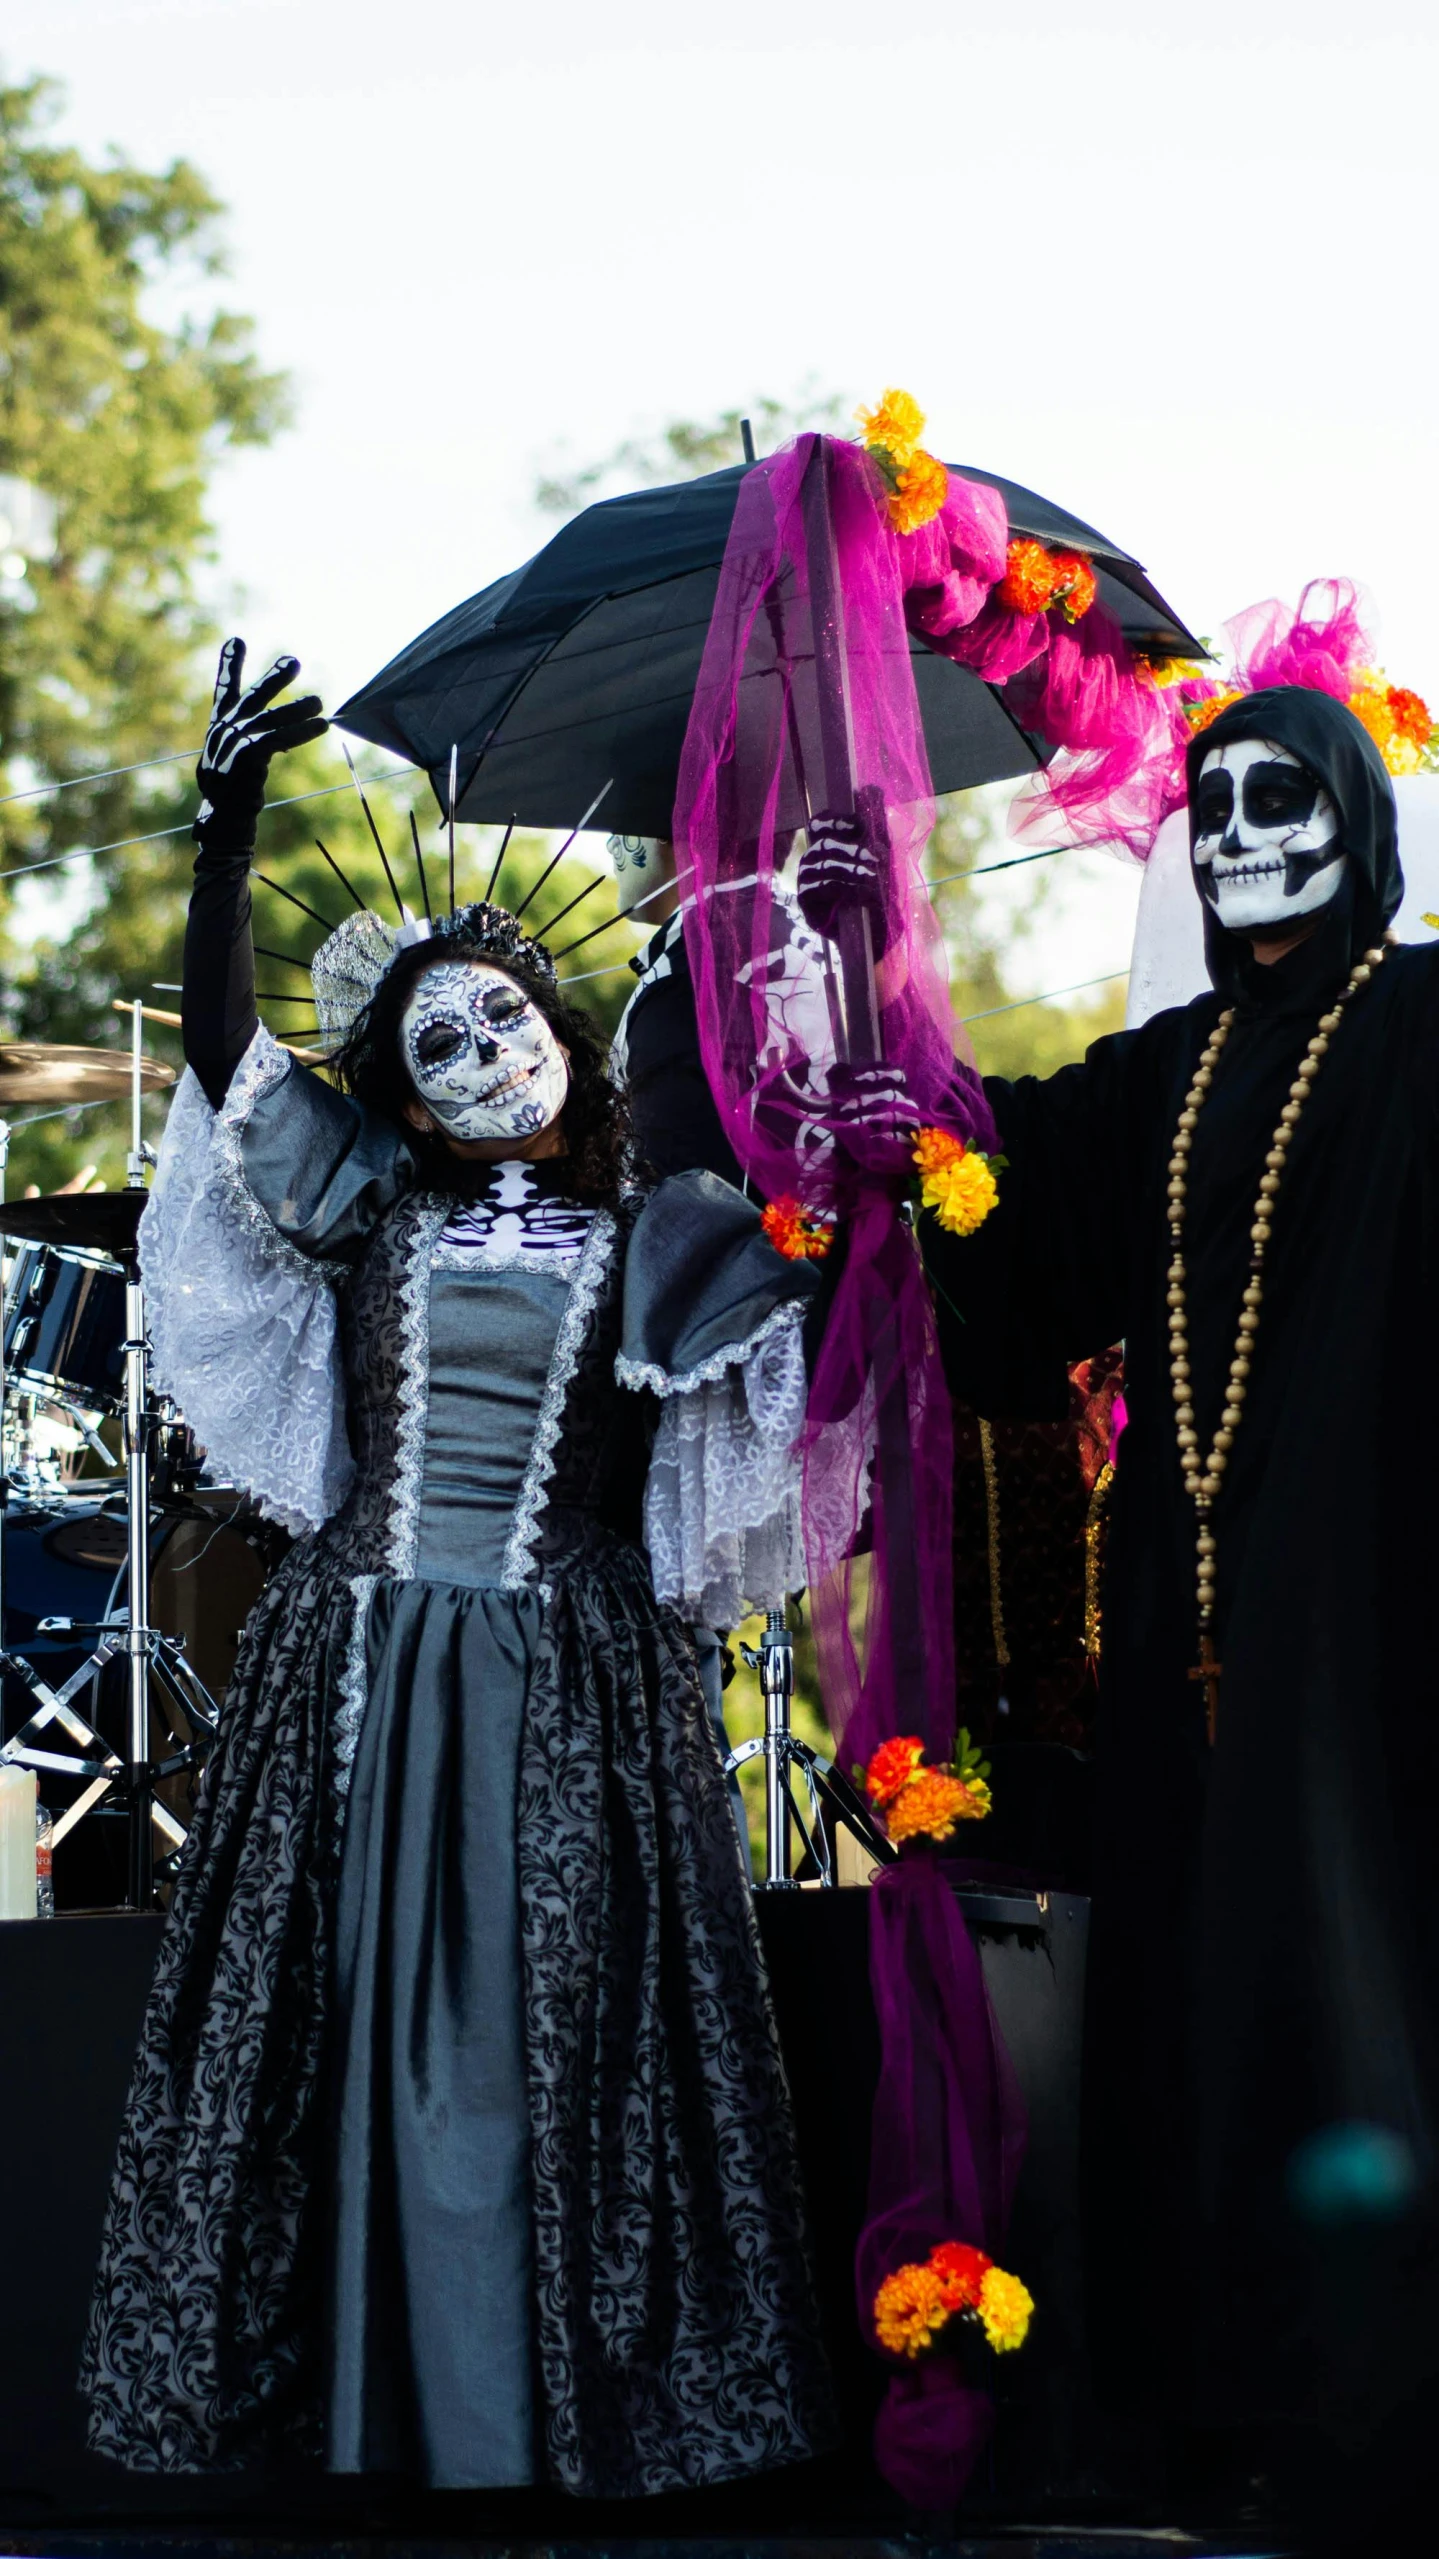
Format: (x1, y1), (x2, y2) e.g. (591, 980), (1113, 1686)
(1187, 1635), (1223, 1746)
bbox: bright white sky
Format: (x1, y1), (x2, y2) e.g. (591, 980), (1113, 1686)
(5, 0), (1436, 995)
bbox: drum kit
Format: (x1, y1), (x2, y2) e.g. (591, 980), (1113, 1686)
(0, 1010), (279, 1911)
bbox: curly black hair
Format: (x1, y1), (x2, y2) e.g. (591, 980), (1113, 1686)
(330, 936), (632, 1210)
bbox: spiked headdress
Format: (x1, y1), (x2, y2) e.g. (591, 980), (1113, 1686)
(250, 763), (614, 1051)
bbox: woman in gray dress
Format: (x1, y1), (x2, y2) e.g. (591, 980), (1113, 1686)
(80, 644), (834, 2492)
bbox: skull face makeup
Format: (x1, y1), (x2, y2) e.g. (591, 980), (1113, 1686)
(1192, 739), (1346, 935)
(400, 961), (568, 1144)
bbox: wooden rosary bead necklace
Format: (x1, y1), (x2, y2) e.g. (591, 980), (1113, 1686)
(1167, 934), (1392, 1744)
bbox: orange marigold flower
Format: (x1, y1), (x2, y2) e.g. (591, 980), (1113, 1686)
(761, 1196), (833, 1261)
(977, 2263), (1035, 2353)
(1185, 689), (1243, 734)
(889, 449), (949, 536)
(864, 1735), (927, 1809)
(873, 2259), (952, 2359)
(1389, 685), (1433, 748)
(929, 2240), (992, 2310)
(886, 1768), (989, 1844)
(997, 537), (1058, 617)
(857, 387), (926, 467)
(1049, 551), (1097, 621)
(1350, 674), (1434, 775)
(912, 1125), (968, 1177)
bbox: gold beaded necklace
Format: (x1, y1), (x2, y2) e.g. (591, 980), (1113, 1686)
(1167, 934), (1392, 1743)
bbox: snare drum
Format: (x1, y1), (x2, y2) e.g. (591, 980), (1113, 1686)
(3, 1243), (128, 1414)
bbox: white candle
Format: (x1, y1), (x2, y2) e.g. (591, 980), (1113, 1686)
(0, 1766), (38, 1919)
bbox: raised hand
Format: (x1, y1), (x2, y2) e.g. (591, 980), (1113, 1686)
(762, 1057), (921, 1184)
(825, 1059), (921, 1174)
(796, 809), (891, 948)
(193, 636), (328, 857)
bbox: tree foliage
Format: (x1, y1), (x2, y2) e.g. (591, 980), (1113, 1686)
(0, 72), (296, 1184)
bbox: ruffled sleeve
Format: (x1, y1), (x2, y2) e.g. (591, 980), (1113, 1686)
(617, 1170), (821, 1627)
(138, 1026), (411, 1535)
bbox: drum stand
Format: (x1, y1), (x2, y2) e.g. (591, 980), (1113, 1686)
(725, 1606), (893, 1888)
(0, 1008), (220, 1908)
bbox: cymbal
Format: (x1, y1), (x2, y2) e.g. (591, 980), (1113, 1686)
(0, 1189), (147, 1260)
(0, 1043), (175, 1106)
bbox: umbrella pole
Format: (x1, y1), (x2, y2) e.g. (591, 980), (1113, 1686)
(800, 443), (881, 1061)
(798, 438), (936, 1750)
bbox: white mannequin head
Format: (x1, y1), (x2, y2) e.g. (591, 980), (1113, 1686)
(1192, 738), (1346, 936)
(608, 833), (676, 919)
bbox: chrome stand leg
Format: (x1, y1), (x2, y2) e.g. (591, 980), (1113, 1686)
(725, 1604), (895, 1890)
(123, 1264), (153, 1909)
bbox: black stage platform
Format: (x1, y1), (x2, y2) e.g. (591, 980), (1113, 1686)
(0, 1888), (1185, 2546)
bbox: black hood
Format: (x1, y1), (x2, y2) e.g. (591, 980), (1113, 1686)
(1185, 684), (1402, 994)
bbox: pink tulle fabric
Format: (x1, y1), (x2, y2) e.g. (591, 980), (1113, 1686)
(1010, 575), (1383, 862)
(674, 433), (994, 1769)
(674, 433), (1028, 2512)
(858, 1859), (1028, 2511)
(1225, 575), (1375, 699)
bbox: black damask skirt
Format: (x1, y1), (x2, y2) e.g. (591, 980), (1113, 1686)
(79, 1534), (835, 2494)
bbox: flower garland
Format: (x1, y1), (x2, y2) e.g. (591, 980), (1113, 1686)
(857, 387), (951, 536)
(912, 1126), (1004, 1237)
(874, 2239), (1034, 2360)
(996, 536), (1098, 624)
(760, 1195), (835, 1261)
(1346, 672), (1436, 776)
(1160, 584), (1439, 784)
(860, 1727), (992, 1843)
(1180, 667), (1437, 775)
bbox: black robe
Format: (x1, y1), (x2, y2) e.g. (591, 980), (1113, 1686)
(927, 689), (1439, 2446)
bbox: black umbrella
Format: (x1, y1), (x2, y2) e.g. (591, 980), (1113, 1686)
(335, 458), (1202, 839)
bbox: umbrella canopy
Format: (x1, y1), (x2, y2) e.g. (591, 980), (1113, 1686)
(335, 460), (1203, 839)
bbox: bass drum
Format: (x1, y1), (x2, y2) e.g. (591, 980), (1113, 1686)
(1, 1493), (288, 1911)
(3, 1243), (128, 1413)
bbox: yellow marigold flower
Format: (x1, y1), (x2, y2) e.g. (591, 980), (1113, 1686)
(977, 2264), (1034, 2354)
(889, 450), (949, 536)
(1145, 656), (1210, 691)
(857, 388), (926, 468)
(886, 1768), (986, 1844)
(921, 1150), (1000, 1238)
(873, 2260), (952, 2358)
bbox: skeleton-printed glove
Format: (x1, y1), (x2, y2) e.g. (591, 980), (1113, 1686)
(826, 1059), (922, 1174)
(192, 636), (328, 859)
(796, 808), (893, 953)
(764, 1058), (921, 1184)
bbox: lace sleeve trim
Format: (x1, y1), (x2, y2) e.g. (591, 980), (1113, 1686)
(615, 1294), (805, 1399)
(213, 1026), (336, 1291)
(138, 1045), (353, 1537)
(501, 1209), (618, 1590)
(641, 1310), (808, 1626)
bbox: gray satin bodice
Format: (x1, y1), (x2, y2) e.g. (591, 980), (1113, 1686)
(414, 1266), (569, 1587)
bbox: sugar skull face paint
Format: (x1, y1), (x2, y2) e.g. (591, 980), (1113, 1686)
(1193, 738), (1346, 934)
(399, 962), (568, 1143)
